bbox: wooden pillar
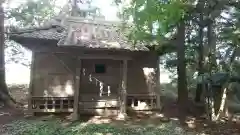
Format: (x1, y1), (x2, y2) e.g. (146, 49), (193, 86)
(72, 58), (82, 120)
(118, 59), (128, 119)
(28, 51), (35, 113)
(156, 57), (161, 110)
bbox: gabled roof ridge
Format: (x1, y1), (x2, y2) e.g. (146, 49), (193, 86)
(63, 16), (121, 26)
(8, 16), (131, 34)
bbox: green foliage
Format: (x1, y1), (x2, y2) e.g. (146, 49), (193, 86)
(6, 0), (57, 27)
(219, 7), (240, 48)
(121, 0), (189, 44)
(2, 119), (196, 135)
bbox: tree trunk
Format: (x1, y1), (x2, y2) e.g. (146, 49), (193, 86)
(195, 12), (205, 103)
(0, 3), (14, 106)
(177, 21), (188, 114)
(206, 20), (225, 121)
(71, 0), (77, 16)
(207, 22), (217, 72)
(208, 84), (228, 121)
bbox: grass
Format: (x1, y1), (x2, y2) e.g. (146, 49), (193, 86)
(2, 119), (197, 135)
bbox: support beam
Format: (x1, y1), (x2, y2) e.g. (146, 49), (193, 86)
(51, 53), (74, 74)
(118, 60), (128, 120)
(34, 51), (132, 60)
(72, 58), (82, 120)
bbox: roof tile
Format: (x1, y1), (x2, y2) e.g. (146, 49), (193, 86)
(9, 18), (149, 51)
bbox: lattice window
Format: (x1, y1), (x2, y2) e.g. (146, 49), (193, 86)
(94, 64), (106, 74)
(31, 97), (74, 112)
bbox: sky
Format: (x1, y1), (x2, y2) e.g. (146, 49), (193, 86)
(5, 0), (171, 84)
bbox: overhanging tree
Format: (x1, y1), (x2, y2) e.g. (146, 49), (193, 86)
(117, 0), (240, 120)
(117, 0), (191, 112)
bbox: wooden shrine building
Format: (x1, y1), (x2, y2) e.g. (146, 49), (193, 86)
(9, 16), (161, 119)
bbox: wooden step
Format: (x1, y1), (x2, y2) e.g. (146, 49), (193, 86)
(79, 100), (119, 109)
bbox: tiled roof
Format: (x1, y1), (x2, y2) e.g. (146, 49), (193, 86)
(57, 37), (148, 51)
(11, 27), (66, 40)
(9, 18), (66, 40)
(9, 17), (149, 51)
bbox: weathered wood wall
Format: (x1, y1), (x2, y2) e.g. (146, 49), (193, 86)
(33, 52), (76, 97)
(81, 59), (121, 95)
(30, 49), (160, 112)
(32, 50), (159, 97)
(128, 53), (159, 95)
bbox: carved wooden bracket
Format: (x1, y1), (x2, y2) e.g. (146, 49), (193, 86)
(62, 17), (121, 46)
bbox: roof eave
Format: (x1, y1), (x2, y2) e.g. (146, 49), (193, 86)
(9, 35), (58, 50)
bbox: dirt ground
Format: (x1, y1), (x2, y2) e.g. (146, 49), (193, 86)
(0, 85), (28, 125)
(0, 107), (23, 125)
(1, 84), (240, 135)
